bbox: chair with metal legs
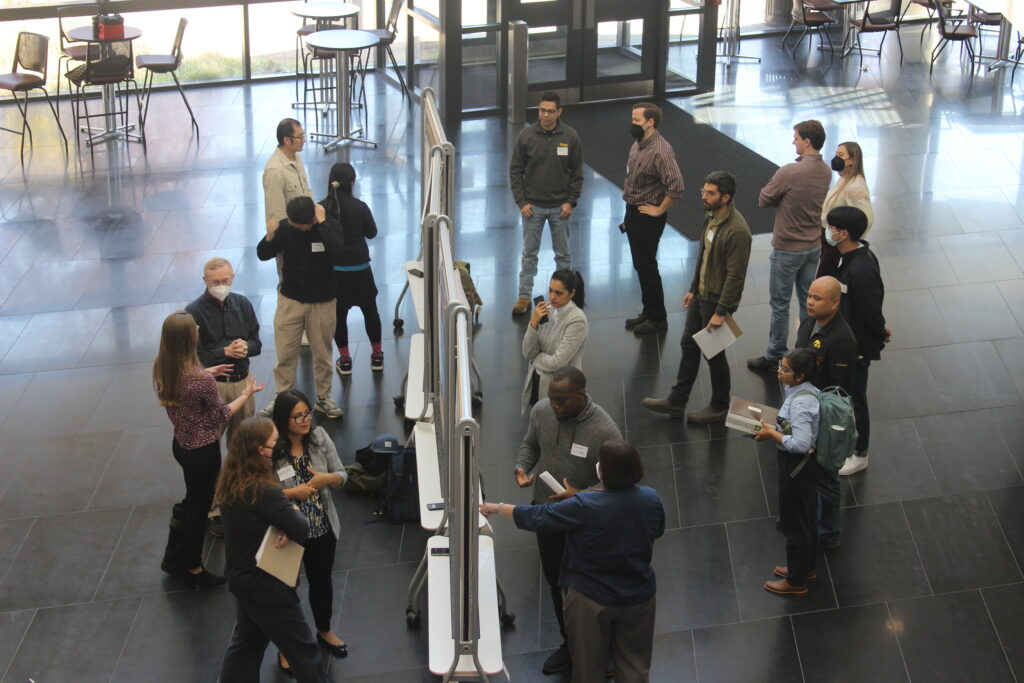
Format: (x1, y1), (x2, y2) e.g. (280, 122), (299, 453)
(0, 32), (68, 162)
(899, 0), (956, 46)
(136, 17), (198, 138)
(56, 5), (98, 103)
(843, 0), (903, 66)
(367, 0), (409, 97)
(929, 0), (978, 75)
(66, 37), (141, 148)
(781, 0), (839, 55)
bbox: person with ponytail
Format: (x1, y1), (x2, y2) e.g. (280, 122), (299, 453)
(320, 162), (384, 376)
(216, 417), (327, 683)
(153, 310), (264, 586)
(521, 269), (588, 413)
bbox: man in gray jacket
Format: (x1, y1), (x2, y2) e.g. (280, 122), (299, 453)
(513, 366), (621, 675)
(509, 92), (584, 315)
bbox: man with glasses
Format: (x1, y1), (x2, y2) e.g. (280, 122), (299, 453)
(509, 92), (584, 315)
(186, 257), (262, 446)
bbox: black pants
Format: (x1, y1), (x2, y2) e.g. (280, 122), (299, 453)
(777, 451), (823, 586)
(851, 358), (870, 452)
(669, 297), (731, 409)
(171, 439), (221, 571)
(624, 205), (668, 322)
(219, 595), (326, 683)
(536, 530), (568, 643)
(301, 532), (337, 633)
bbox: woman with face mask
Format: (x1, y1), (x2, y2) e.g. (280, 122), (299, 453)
(521, 269), (588, 413)
(818, 141), (873, 277)
(153, 311), (265, 586)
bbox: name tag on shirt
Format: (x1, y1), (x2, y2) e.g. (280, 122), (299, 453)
(311, 242), (325, 253)
(706, 230), (716, 245)
(556, 144), (568, 156)
(570, 443), (588, 459)
(277, 465), (296, 481)
(840, 283), (848, 294)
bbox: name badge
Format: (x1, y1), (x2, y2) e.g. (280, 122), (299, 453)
(277, 465), (296, 481)
(706, 230), (715, 245)
(570, 443), (588, 459)
(556, 145), (568, 156)
(840, 283), (848, 294)
(311, 242), (325, 253)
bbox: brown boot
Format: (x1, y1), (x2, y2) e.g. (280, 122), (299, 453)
(512, 297), (531, 314)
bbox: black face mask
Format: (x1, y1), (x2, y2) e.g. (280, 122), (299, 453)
(830, 155), (846, 172)
(630, 123), (645, 140)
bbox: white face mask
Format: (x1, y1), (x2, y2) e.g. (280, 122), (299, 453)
(595, 461), (601, 481)
(208, 285), (231, 302)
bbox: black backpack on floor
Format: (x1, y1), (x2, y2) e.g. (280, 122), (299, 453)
(383, 446), (420, 523)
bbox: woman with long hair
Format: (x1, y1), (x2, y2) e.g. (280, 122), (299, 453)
(216, 417), (327, 683)
(521, 268), (588, 412)
(481, 439), (665, 682)
(320, 162), (384, 376)
(818, 141), (873, 277)
(153, 310), (264, 586)
(270, 389), (349, 674)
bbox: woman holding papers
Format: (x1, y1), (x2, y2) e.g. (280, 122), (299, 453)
(153, 310), (264, 587)
(271, 389), (349, 673)
(522, 269), (588, 413)
(216, 417), (327, 683)
(753, 349), (822, 596)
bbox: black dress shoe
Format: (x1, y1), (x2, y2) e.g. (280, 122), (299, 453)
(625, 313), (647, 330)
(543, 644), (571, 674)
(632, 318), (668, 335)
(183, 568), (226, 588)
(317, 633), (348, 658)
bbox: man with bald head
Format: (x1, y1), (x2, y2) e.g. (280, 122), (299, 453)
(795, 275), (858, 551)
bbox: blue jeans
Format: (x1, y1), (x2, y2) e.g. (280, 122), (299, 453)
(767, 246), (821, 360)
(518, 204), (571, 298)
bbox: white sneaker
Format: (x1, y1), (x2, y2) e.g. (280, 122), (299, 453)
(314, 395), (343, 419)
(838, 454), (869, 476)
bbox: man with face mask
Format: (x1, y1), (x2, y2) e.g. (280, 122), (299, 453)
(186, 257), (262, 445)
(622, 102), (685, 336)
(513, 366), (622, 676)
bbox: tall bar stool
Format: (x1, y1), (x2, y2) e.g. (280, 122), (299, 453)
(367, 0), (409, 98)
(136, 17), (198, 137)
(56, 5), (98, 103)
(843, 0), (903, 66)
(929, 0), (977, 75)
(0, 32), (68, 161)
(899, 0), (956, 46)
(66, 37), (141, 148)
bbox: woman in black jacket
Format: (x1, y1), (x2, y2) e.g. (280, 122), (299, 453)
(320, 162), (383, 376)
(216, 417), (326, 683)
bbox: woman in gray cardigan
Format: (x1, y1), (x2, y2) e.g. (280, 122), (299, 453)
(270, 389), (349, 675)
(522, 269), (588, 413)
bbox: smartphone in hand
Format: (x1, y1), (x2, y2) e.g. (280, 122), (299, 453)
(533, 295), (550, 325)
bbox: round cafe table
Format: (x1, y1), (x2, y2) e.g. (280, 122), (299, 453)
(290, 1), (361, 28)
(304, 29), (379, 150)
(66, 25), (144, 144)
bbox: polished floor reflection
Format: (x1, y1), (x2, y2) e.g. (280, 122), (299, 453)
(0, 30), (1022, 682)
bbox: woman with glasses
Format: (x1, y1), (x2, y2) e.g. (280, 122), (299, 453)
(270, 389), (349, 675)
(216, 417), (327, 683)
(153, 310), (265, 586)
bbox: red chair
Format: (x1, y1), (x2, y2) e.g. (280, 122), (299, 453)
(0, 32), (68, 161)
(781, 0), (840, 55)
(843, 0), (903, 66)
(929, 0), (978, 75)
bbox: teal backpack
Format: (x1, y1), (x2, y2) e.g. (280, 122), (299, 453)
(791, 386), (858, 477)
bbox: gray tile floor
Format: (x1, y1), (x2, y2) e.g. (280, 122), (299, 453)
(0, 29), (1022, 682)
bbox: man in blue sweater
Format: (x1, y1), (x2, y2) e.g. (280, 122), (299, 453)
(513, 367), (622, 675)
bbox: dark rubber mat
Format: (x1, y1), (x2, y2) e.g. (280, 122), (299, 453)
(566, 98), (780, 240)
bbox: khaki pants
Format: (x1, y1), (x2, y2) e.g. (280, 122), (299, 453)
(564, 588), (656, 683)
(217, 374), (254, 447)
(273, 294), (336, 399)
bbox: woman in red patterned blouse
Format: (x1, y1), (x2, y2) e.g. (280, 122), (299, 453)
(153, 310), (265, 586)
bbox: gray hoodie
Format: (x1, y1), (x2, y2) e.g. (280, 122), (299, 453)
(514, 397), (622, 504)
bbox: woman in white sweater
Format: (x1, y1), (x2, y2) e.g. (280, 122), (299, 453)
(521, 269), (588, 413)
(818, 141), (873, 277)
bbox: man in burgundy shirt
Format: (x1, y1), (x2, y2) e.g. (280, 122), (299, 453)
(622, 102), (685, 336)
(748, 120), (832, 373)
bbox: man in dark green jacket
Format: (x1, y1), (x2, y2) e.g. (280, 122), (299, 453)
(643, 171), (752, 422)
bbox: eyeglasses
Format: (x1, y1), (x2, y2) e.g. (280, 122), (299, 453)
(206, 277), (233, 287)
(538, 107), (559, 115)
(288, 133), (306, 140)
(291, 410), (312, 423)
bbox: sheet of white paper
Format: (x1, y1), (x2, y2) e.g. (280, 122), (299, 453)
(693, 318), (738, 359)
